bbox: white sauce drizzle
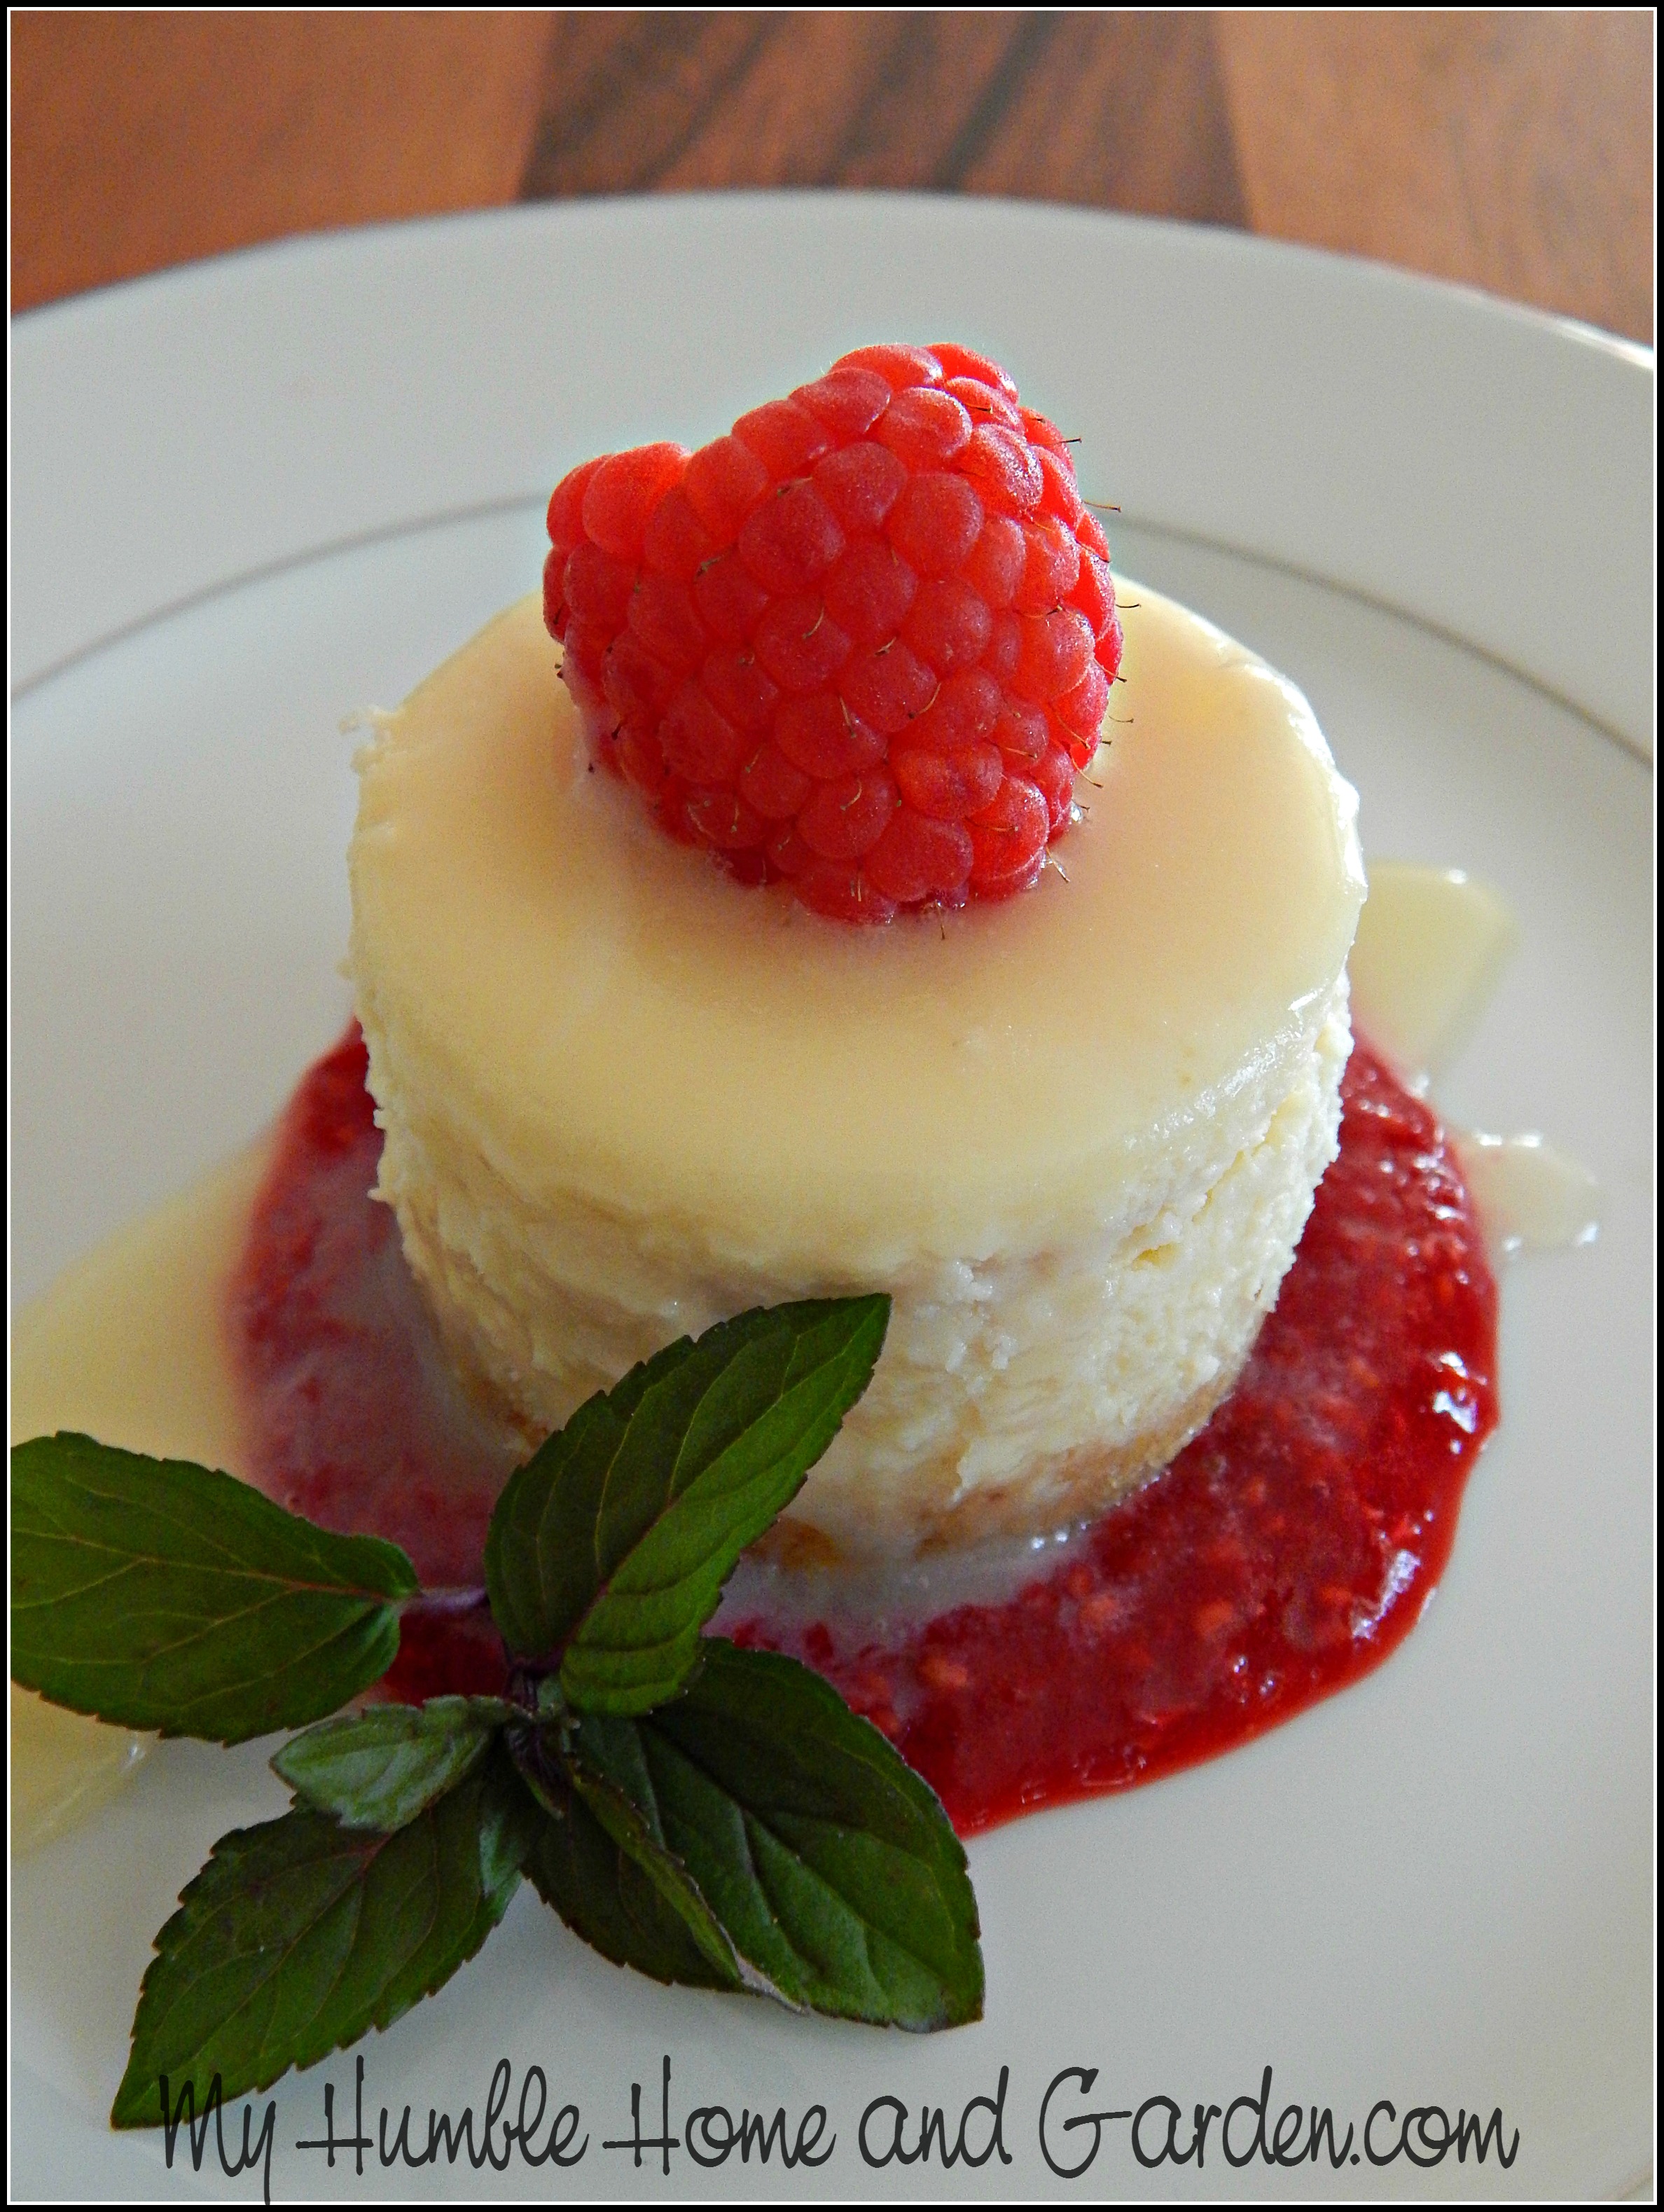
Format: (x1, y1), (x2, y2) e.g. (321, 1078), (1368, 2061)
(10, 864), (1598, 1844)
(1349, 861), (1519, 1091)
(1452, 1132), (1602, 1259)
(10, 1140), (266, 1857)
(714, 1515), (1101, 1640)
(1350, 860), (1598, 1263)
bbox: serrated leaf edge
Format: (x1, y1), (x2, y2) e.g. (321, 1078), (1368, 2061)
(110, 1783), (526, 2128)
(494, 1302), (887, 1712)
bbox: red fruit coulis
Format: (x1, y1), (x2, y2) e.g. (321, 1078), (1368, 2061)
(230, 1024), (1498, 1837)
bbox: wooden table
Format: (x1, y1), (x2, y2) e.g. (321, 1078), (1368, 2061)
(11, 11), (1654, 343)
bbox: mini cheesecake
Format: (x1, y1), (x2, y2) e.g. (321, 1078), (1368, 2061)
(349, 586), (1363, 1558)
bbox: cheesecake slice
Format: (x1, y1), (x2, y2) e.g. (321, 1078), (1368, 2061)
(349, 584), (1363, 1558)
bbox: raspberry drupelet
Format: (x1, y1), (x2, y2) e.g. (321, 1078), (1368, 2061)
(543, 343), (1123, 923)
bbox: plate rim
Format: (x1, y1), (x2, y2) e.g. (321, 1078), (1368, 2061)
(11, 188), (1654, 2203)
(18, 188), (1653, 367)
(12, 191), (1654, 748)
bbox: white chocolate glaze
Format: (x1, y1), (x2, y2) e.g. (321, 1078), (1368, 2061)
(1347, 860), (1598, 1261)
(1349, 862), (1518, 1088)
(13, 667), (1594, 1834)
(9, 1141), (268, 1855)
(350, 586), (1366, 1551)
(351, 588), (1365, 1278)
(1454, 1132), (1601, 1259)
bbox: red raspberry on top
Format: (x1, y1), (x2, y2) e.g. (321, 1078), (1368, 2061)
(543, 343), (1122, 924)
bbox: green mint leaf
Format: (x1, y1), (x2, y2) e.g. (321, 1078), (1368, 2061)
(272, 1699), (511, 1830)
(111, 1747), (536, 2127)
(511, 1721), (748, 1993)
(12, 1434), (418, 1743)
(523, 1772), (740, 1992)
(566, 1641), (983, 2031)
(483, 1297), (889, 1715)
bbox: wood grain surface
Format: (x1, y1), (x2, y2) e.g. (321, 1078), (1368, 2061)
(11, 9), (1653, 342)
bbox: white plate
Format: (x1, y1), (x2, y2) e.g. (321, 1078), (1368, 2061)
(11, 198), (1653, 2201)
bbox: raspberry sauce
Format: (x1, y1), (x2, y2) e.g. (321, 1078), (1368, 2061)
(230, 1027), (1498, 1835)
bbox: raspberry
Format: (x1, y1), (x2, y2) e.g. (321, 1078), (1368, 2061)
(544, 345), (1122, 922)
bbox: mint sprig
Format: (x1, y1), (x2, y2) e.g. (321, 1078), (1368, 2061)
(485, 1297), (889, 1713)
(553, 1641), (983, 2029)
(524, 1772), (746, 1992)
(272, 1697), (512, 1830)
(520, 1719), (758, 1992)
(110, 1749), (537, 2128)
(11, 1435), (417, 1741)
(10, 1292), (989, 2129)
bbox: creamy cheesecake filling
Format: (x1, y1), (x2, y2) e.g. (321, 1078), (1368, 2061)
(349, 586), (1364, 1555)
(373, 974), (1352, 1553)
